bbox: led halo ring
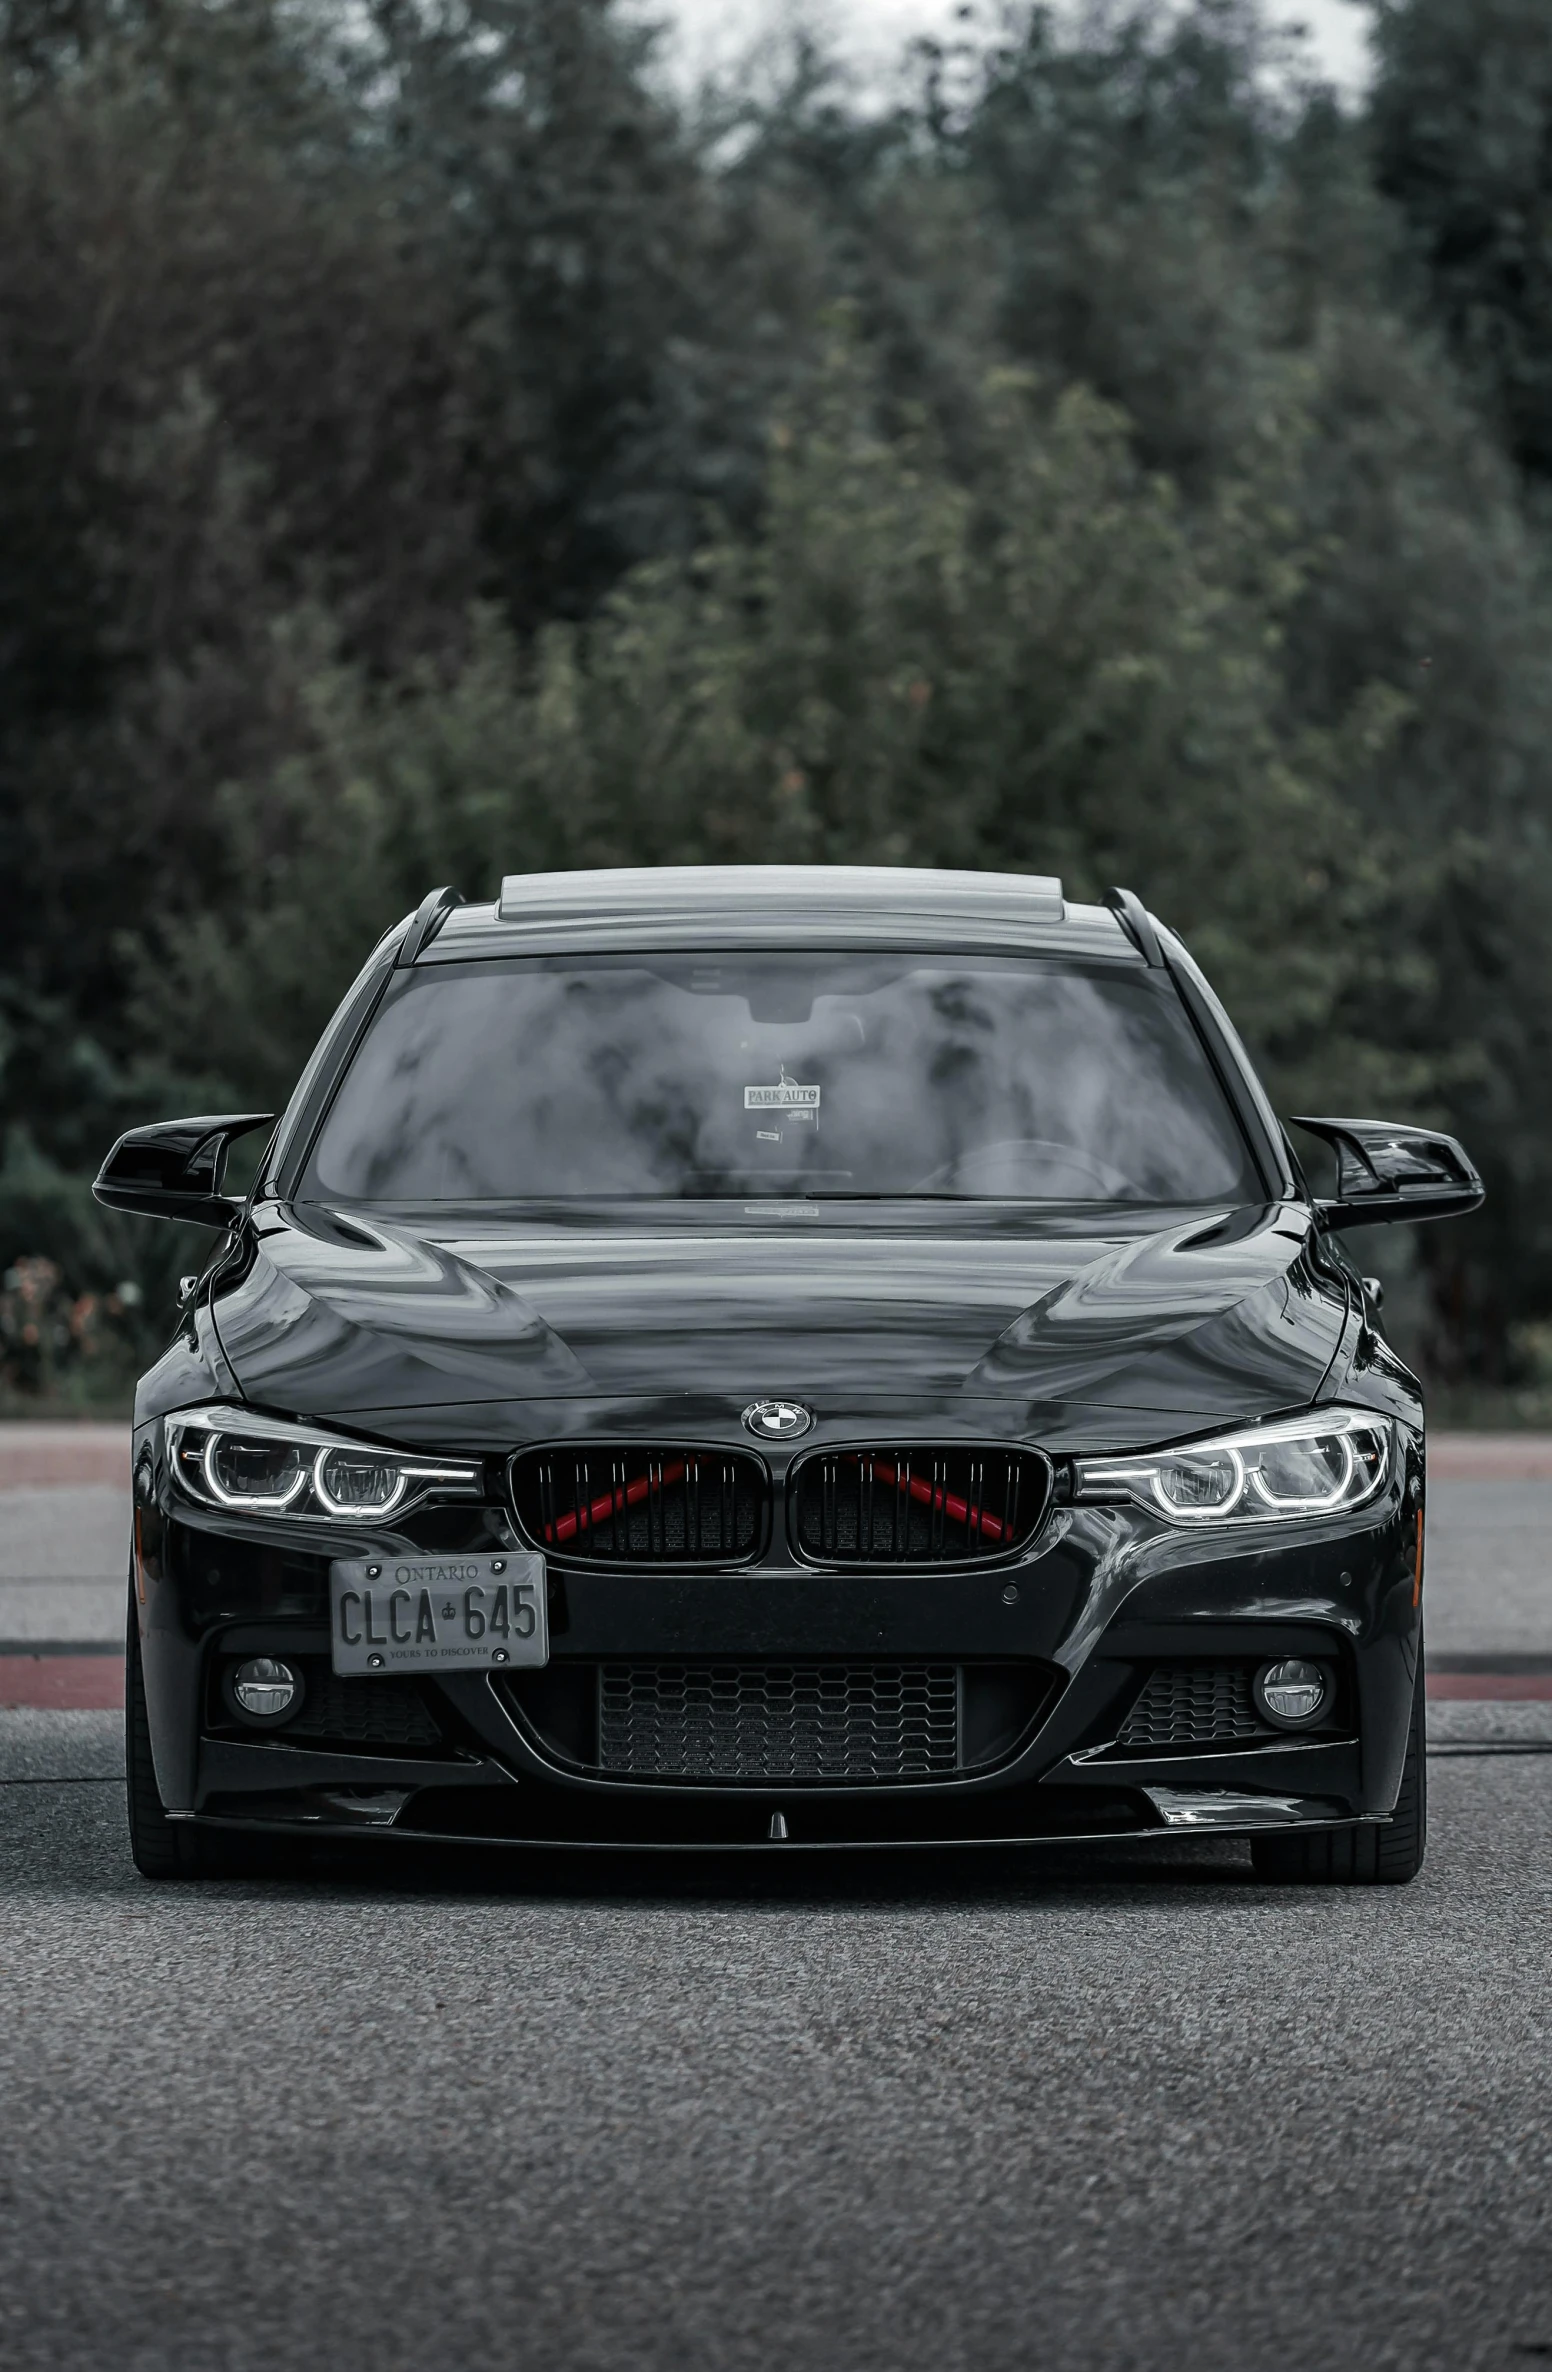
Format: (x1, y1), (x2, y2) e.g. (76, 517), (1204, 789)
(199, 1429), (308, 1514)
(1073, 1407), (1394, 1529)
(1250, 1432), (1355, 1514)
(168, 1403), (482, 1523)
(1149, 1444), (1246, 1523)
(311, 1445), (409, 1520)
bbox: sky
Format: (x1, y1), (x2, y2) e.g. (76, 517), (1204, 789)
(647, 0), (1374, 97)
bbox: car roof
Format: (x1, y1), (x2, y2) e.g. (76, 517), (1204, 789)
(417, 866), (1145, 963)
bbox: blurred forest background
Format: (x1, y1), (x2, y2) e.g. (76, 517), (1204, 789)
(3, 0), (1551, 1412)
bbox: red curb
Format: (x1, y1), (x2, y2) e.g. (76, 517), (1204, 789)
(0, 1655), (125, 1709)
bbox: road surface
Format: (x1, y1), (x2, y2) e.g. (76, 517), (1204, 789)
(1, 1425), (1548, 2372)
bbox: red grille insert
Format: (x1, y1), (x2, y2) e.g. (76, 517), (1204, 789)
(790, 1446), (1050, 1566)
(510, 1446), (767, 1565)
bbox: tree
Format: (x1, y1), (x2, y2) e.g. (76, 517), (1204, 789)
(132, 353), (1434, 1130)
(6, 0), (1552, 1401)
(1372, 0), (1552, 480)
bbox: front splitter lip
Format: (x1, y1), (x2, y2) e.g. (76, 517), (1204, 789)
(171, 1805), (1385, 1855)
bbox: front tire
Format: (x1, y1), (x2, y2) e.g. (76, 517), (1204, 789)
(1251, 1652), (1427, 1887)
(125, 1581), (196, 1877)
(126, 1583), (273, 1879)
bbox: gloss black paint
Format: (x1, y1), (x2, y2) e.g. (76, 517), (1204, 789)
(115, 873), (1458, 1852)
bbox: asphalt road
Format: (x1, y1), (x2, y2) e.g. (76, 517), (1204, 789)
(1, 1722), (1550, 2372)
(2, 1438), (1550, 2371)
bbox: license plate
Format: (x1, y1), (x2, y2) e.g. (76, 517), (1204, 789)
(329, 1552), (548, 1676)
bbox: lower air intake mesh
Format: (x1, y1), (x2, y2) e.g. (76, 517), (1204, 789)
(1117, 1665), (1266, 1750)
(285, 1664), (443, 1750)
(598, 1663), (959, 1782)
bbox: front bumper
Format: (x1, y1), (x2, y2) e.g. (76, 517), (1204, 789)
(131, 1425), (1424, 1853)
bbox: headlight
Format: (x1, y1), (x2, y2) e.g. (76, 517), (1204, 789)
(166, 1404), (482, 1523)
(1073, 1409), (1391, 1527)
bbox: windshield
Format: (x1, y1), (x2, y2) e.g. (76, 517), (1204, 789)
(300, 953), (1261, 1204)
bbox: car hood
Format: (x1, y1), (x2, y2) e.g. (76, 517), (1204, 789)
(209, 1200), (1350, 1441)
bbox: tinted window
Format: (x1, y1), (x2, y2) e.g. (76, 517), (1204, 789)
(302, 954), (1260, 1204)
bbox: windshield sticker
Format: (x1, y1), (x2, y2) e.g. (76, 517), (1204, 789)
(744, 1066), (820, 1112)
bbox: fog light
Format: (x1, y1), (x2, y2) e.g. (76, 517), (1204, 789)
(228, 1657), (302, 1725)
(1254, 1658), (1329, 1730)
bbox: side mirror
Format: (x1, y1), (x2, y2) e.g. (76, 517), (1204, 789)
(1290, 1116), (1483, 1232)
(93, 1113), (276, 1229)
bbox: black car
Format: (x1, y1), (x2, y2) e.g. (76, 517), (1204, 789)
(98, 866), (1482, 1882)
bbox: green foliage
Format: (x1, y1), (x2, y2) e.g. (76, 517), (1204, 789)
(9, 0), (1552, 1395)
(1372, 0), (1552, 478)
(135, 354), (1428, 1124)
(0, 1125), (200, 1407)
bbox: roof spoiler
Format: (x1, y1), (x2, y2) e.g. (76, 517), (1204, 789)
(495, 866), (1066, 924)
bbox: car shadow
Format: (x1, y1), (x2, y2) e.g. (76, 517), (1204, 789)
(265, 1826), (1258, 1913)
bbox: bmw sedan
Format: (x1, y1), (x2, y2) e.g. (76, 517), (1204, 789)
(97, 866), (1482, 1882)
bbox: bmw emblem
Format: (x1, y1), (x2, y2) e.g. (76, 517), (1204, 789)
(742, 1399), (814, 1441)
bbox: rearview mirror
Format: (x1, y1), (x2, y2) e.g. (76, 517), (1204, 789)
(93, 1113), (276, 1229)
(1290, 1116), (1483, 1231)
